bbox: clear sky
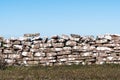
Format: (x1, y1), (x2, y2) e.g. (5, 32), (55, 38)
(0, 0), (120, 38)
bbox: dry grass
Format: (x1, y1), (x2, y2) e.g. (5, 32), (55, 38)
(0, 64), (120, 80)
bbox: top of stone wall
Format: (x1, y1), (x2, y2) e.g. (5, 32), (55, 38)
(1, 33), (120, 41)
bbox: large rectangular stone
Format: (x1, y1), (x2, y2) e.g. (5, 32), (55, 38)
(3, 49), (13, 54)
(46, 52), (57, 57)
(34, 52), (46, 57)
(66, 40), (77, 47)
(53, 43), (64, 48)
(24, 33), (40, 37)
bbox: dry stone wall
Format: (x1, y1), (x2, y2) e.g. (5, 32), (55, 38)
(0, 33), (120, 66)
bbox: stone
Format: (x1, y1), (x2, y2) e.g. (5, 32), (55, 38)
(107, 56), (113, 61)
(51, 35), (59, 39)
(0, 49), (2, 53)
(103, 44), (119, 47)
(21, 52), (28, 56)
(68, 58), (76, 61)
(32, 36), (42, 40)
(27, 61), (39, 65)
(22, 41), (32, 46)
(61, 34), (69, 40)
(53, 43), (64, 48)
(58, 39), (65, 43)
(68, 54), (78, 58)
(12, 41), (21, 45)
(13, 45), (23, 50)
(3, 44), (12, 48)
(3, 39), (10, 44)
(99, 53), (108, 57)
(73, 46), (81, 51)
(22, 52), (33, 57)
(114, 47), (120, 50)
(81, 52), (92, 57)
(34, 52), (46, 57)
(57, 51), (71, 55)
(4, 49), (13, 54)
(66, 40), (77, 47)
(8, 54), (21, 59)
(59, 58), (67, 62)
(0, 37), (4, 42)
(96, 47), (112, 51)
(70, 37), (80, 42)
(30, 49), (40, 53)
(70, 34), (81, 38)
(57, 55), (68, 59)
(82, 45), (95, 51)
(54, 48), (63, 52)
(5, 59), (15, 64)
(31, 44), (40, 49)
(46, 52), (57, 57)
(24, 33), (40, 37)
(43, 37), (48, 43)
(97, 34), (112, 40)
(49, 60), (56, 63)
(40, 43), (52, 48)
(96, 39), (108, 44)
(46, 57), (56, 60)
(33, 41), (42, 44)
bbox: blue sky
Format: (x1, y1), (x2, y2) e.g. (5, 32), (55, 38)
(0, 0), (120, 38)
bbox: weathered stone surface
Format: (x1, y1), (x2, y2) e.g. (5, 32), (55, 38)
(96, 39), (108, 44)
(70, 37), (80, 42)
(97, 34), (112, 40)
(3, 39), (10, 44)
(12, 41), (21, 45)
(3, 44), (12, 48)
(24, 33), (40, 37)
(61, 34), (69, 40)
(31, 44), (40, 49)
(22, 52), (33, 57)
(34, 52), (46, 57)
(57, 51), (71, 55)
(70, 34), (81, 38)
(4, 49), (13, 54)
(80, 36), (95, 43)
(66, 40), (77, 47)
(63, 47), (72, 51)
(32, 36), (41, 41)
(53, 43), (64, 48)
(114, 47), (120, 50)
(13, 45), (23, 50)
(46, 52), (57, 57)
(58, 39), (65, 43)
(81, 52), (92, 57)
(96, 47), (112, 51)
(30, 49), (40, 53)
(73, 46), (81, 51)
(5, 59), (15, 64)
(103, 44), (120, 47)
(40, 43), (52, 48)
(58, 58), (67, 62)
(51, 35), (59, 39)
(54, 48), (63, 52)
(8, 54), (21, 59)
(22, 41), (32, 46)
(0, 36), (3, 42)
